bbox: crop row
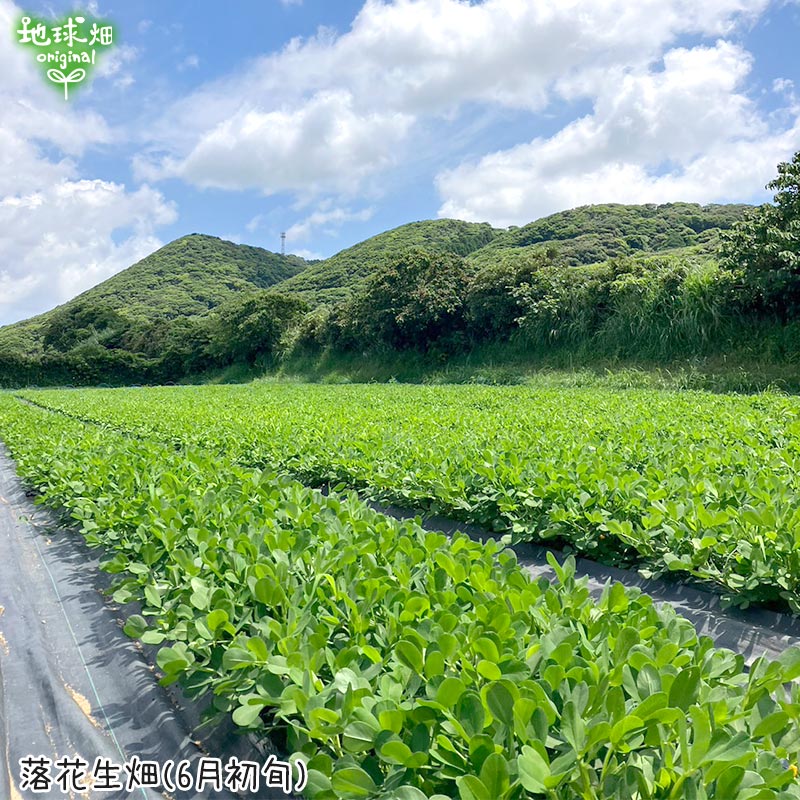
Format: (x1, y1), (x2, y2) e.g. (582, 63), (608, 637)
(3, 394), (800, 798)
(20, 383), (800, 610)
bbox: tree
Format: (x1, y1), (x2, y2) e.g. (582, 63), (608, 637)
(466, 246), (561, 340)
(158, 317), (214, 379)
(341, 248), (472, 352)
(721, 150), (800, 312)
(42, 301), (130, 353)
(206, 291), (308, 365)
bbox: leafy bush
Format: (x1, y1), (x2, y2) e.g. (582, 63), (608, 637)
(721, 151), (800, 313)
(206, 291), (309, 366)
(466, 247), (561, 340)
(42, 301), (131, 353)
(335, 249), (473, 354)
(507, 255), (741, 359)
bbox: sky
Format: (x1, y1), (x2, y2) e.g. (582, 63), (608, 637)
(0, 0), (798, 326)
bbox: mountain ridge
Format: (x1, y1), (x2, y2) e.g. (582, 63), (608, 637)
(0, 203), (753, 386)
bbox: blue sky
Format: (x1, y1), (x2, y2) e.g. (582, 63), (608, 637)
(0, 0), (798, 325)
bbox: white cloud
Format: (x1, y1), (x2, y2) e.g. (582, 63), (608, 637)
(436, 41), (800, 226)
(180, 0), (768, 116)
(0, 181), (176, 325)
(178, 54), (200, 71)
(92, 43), (138, 92)
(0, 0), (177, 327)
(159, 90), (412, 195)
(245, 214), (265, 233)
(94, 43), (138, 80)
(144, 0), (772, 198)
(286, 203), (374, 241)
(114, 74), (135, 90)
(291, 248), (324, 260)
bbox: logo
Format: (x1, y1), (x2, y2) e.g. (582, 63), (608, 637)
(15, 13), (115, 100)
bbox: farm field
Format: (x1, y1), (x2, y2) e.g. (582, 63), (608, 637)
(3, 390), (800, 799)
(19, 382), (800, 611)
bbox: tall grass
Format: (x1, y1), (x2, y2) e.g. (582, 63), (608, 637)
(513, 256), (743, 360)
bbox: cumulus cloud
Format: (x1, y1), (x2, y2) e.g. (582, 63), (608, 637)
(436, 41), (800, 226)
(286, 203), (374, 241)
(144, 0), (773, 198)
(166, 0), (770, 119)
(291, 248), (325, 260)
(0, 181), (176, 325)
(155, 91), (412, 195)
(0, 0), (177, 326)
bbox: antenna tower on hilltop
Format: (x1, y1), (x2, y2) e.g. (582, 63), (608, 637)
(281, 232), (286, 256)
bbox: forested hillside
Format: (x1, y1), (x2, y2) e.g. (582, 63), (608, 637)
(0, 235), (306, 385)
(467, 202), (749, 269)
(1, 149), (799, 388)
(274, 218), (500, 303)
(0, 234), (305, 356)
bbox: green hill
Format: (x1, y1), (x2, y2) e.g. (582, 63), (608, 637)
(465, 202), (750, 270)
(0, 234), (306, 360)
(0, 203), (758, 387)
(275, 218), (500, 303)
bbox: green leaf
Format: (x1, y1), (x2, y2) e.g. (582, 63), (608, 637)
(474, 637), (500, 662)
(379, 740), (413, 765)
(479, 753), (509, 798)
(714, 766), (745, 797)
(305, 769), (332, 796)
(610, 715), (644, 749)
(778, 647), (800, 681)
(424, 650), (446, 678)
(232, 701), (265, 727)
(669, 666), (701, 711)
(395, 640), (424, 674)
(561, 700), (586, 753)
(437, 676), (466, 707)
(222, 646), (255, 670)
(607, 582), (628, 613)
(331, 766), (377, 798)
(457, 775), (491, 800)
(477, 660), (502, 680)
(156, 646), (188, 676)
(143, 584), (162, 609)
(206, 608), (229, 633)
(457, 691), (485, 738)
(122, 614), (148, 638)
(246, 636), (269, 662)
(253, 576), (275, 605)
(753, 711), (790, 739)
(518, 746), (550, 793)
(615, 627), (640, 659)
(484, 682), (515, 728)
(701, 731), (752, 765)
(343, 722), (376, 753)
(469, 734), (496, 773)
